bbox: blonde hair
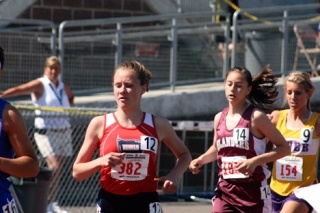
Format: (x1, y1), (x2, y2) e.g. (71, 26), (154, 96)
(44, 56), (61, 69)
(284, 71), (315, 109)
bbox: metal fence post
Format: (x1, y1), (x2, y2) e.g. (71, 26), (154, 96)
(223, 16), (230, 77)
(115, 22), (123, 68)
(281, 10), (289, 77)
(170, 18), (177, 93)
(231, 10), (240, 68)
(58, 21), (65, 80)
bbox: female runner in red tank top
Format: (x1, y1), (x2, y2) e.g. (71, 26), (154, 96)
(189, 65), (290, 213)
(73, 60), (192, 213)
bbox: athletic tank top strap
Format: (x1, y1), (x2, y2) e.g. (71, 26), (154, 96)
(308, 112), (319, 128)
(0, 98), (14, 213)
(0, 99), (14, 159)
(105, 113), (116, 128)
(277, 110), (319, 135)
(217, 105), (255, 132)
(306, 112), (320, 147)
(238, 104), (255, 127)
(217, 107), (229, 129)
(0, 98), (7, 112)
(0, 98), (11, 158)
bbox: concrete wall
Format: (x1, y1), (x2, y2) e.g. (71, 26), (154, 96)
(71, 76), (320, 120)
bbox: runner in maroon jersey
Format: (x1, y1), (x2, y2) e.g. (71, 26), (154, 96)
(189, 65), (290, 213)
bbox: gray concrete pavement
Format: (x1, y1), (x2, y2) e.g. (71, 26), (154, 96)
(162, 201), (212, 213)
(62, 201), (213, 213)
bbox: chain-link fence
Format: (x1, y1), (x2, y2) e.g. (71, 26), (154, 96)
(14, 106), (114, 212)
(0, 18), (56, 91)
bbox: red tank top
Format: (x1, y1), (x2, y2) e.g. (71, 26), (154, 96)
(99, 112), (160, 195)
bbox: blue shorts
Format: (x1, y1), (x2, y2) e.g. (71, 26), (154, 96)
(97, 188), (161, 213)
(271, 189), (313, 213)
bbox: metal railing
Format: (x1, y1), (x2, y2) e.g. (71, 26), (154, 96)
(58, 11), (231, 92)
(0, 18), (56, 92)
(56, 3), (320, 93)
(231, 3), (320, 76)
(1, 4), (320, 96)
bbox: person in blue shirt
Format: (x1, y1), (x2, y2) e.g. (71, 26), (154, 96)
(0, 55), (74, 213)
(0, 47), (39, 212)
